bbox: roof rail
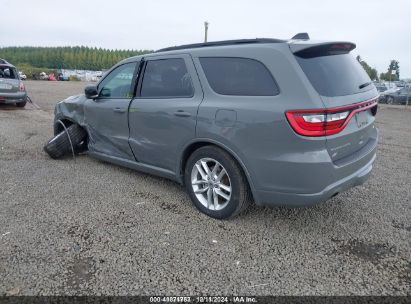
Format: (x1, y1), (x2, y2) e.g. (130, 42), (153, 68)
(156, 38), (286, 52)
(291, 33), (310, 40)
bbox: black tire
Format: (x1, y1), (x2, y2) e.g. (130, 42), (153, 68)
(16, 100), (27, 108)
(387, 97), (394, 105)
(43, 124), (87, 159)
(184, 146), (252, 219)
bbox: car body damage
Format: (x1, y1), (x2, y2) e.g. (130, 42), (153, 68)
(55, 92), (136, 161)
(54, 94), (87, 134)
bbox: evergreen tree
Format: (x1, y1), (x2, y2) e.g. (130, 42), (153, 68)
(0, 46), (152, 70)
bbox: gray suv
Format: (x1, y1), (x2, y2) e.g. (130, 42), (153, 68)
(45, 35), (379, 219)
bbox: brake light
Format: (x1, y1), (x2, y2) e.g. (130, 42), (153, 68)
(286, 99), (378, 137)
(19, 83), (25, 92)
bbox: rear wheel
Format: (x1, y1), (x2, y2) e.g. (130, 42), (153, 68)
(184, 146), (251, 219)
(44, 124), (87, 159)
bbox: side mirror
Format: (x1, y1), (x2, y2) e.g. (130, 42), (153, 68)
(85, 85), (98, 99)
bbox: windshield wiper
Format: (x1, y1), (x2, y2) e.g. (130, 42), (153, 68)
(359, 82), (372, 89)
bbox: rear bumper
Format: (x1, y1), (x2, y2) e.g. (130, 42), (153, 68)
(0, 92), (27, 104)
(252, 128), (378, 207)
(254, 153), (375, 207)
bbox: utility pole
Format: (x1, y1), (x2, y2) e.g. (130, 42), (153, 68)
(204, 21), (209, 43)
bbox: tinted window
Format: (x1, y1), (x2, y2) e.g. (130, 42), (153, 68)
(199, 57), (278, 96)
(141, 58), (194, 98)
(296, 54), (372, 97)
(99, 62), (138, 98)
(0, 67), (17, 79)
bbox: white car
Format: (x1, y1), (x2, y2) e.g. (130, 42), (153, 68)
(18, 71), (27, 80)
(39, 72), (49, 80)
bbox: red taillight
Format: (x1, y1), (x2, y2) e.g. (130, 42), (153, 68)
(19, 83), (25, 92)
(286, 99), (378, 137)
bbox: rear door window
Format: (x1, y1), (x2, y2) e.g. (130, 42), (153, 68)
(199, 57), (279, 96)
(295, 53), (373, 97)
(140, 58), (194, 98)
(0, 67), (17, 79)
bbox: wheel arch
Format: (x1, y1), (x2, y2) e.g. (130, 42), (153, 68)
(53, 116), (89, 148)
(178, 139), (257, 202)
(54, 117), (75, 135)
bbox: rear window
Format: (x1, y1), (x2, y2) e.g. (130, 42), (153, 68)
(199, 57), (279, 96)
(296, 53), (372, 97)
(0, 66), (17, 79)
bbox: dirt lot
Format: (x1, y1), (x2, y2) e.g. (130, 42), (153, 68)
(0, 81), (410, 295)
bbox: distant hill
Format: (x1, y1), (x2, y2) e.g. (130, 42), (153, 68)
(0, 46), (153, 71)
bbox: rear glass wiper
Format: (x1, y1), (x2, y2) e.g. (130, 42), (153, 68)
(359, 82), (372, 89)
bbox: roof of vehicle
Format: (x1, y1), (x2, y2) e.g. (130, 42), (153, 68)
(0, 58), (15, 67)
(156, 38), (287, 52)
(122, 33), (354, 64)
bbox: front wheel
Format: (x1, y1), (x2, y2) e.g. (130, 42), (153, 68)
(387, 96), (394, 105)
(44, 124), (87, 159)
(184, 146), (251, 219)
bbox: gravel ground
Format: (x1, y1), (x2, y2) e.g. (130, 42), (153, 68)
(0, 81), (410, 296)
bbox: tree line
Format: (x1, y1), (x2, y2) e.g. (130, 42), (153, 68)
(356, 56), (400, 81)
(0, 46), (152, 71)
(0, 46), (402, 81)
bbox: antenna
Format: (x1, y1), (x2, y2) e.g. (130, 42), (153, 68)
(204, 21), (209, 43)
(292, 33), (310, 40)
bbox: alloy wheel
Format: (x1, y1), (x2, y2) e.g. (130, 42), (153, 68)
(191, 158), (232, 211)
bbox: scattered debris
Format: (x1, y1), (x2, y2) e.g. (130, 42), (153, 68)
(249, 283), (270, 288)
(6, 287), (20, 296)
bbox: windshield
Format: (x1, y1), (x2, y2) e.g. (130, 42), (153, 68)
(296, 53), (373, 97)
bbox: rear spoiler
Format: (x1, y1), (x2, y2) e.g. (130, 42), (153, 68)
(290, 42), (356, 58)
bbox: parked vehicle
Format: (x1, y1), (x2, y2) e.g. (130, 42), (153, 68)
(39, 72), (49, 80)
(379, 82), (399, 103)
(384, 86), (411, 105)
(48, 73), (57, 81)
(44, 35), (379, 219)
(58, 73), (69, 81)
(0, 59), (27, 107)
(375, 83), (387, 93)
(394, 81), (406, 88)
(18, 71), (27, 80)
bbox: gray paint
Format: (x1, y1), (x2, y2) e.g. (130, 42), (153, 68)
(53, 40), (378, 207)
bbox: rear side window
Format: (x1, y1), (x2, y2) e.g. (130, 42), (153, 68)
(0, 66), (17, 79)
(199, 57), (279, 96)
(296, 53), (372, 97)
(141, 58), (194, 98)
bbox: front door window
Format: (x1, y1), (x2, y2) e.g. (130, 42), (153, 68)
(98, 62), (138, 98)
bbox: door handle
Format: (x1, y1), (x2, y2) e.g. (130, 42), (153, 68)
(113, 108), (126, 113)
(173, 110), (191, 117)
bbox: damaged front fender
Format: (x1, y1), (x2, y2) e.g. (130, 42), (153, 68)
(54, 94), (88, 135)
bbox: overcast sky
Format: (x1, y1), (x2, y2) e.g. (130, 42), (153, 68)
(1, 0), (410, 77)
